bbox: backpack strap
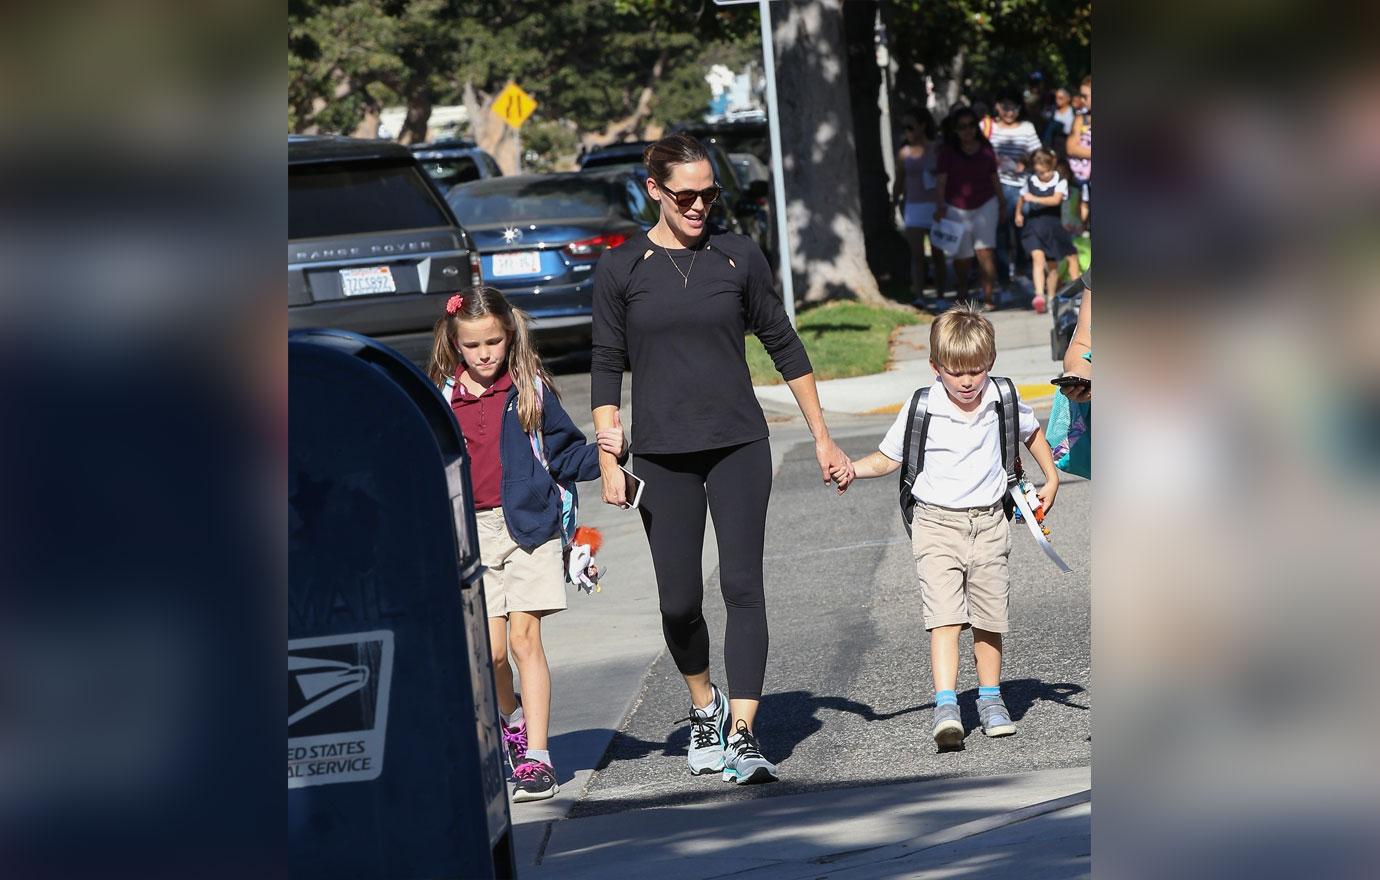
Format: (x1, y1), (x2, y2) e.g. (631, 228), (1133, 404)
(993, 376), (1023, 486)
(525, 381), (578, 546)
(443, 375), (457, 404)
(897, 386), (932, 536)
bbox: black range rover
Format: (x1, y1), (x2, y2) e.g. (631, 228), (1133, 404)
(289, 135), (482, 359)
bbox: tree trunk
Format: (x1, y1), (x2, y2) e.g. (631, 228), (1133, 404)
(842, 1), (907, 290)
(579, 49), (669, 152)
(464, 80), (521, 174)
(352, 107), (381, 139)
(774, 0), (885, 305)
(398, 81), (432, 145)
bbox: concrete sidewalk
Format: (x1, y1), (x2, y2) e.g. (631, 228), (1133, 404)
(523, 766), (1090, 879)
(754, 307), (1061, 416)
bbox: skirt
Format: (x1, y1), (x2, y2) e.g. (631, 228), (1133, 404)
(1020, 213), (1077, 261)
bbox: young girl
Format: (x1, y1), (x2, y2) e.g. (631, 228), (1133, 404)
(1014, 148), (1081, 314)
(427, 287), (624, 803)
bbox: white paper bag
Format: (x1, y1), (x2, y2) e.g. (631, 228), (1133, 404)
(929, 216), (967, 254)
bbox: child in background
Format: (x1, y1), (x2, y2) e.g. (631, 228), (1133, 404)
(1015, 148), (1081, 314)
(428, 287), (624, 802)
(839, 305), (1060, 749)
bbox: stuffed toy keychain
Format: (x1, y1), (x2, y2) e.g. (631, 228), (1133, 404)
(565, 526), (606, 594)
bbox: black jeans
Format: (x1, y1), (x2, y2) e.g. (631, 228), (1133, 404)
(634, 438), (773, 700)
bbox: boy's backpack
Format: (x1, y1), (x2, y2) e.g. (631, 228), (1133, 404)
(898, 377), (1024, 536)
(443, 376), (577, 545)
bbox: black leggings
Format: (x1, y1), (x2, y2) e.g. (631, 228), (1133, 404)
(635, 438), (772, 700)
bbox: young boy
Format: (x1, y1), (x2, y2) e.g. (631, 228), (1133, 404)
(844, 305), (1060, 748)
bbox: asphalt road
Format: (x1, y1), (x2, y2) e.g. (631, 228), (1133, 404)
(561, 420), (1092, 817)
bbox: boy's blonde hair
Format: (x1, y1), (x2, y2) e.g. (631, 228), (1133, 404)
(929, 304), (996, 372)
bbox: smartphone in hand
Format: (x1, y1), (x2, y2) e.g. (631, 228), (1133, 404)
(618, 464), (646, 510)
(1051, 375), (1091, 390)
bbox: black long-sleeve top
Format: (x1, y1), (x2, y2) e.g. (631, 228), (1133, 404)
(591, 229), (812, 454)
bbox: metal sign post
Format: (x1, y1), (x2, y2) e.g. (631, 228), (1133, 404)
(715, 0), (794, 326)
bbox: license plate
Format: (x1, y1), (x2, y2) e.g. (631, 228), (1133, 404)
(490, 250), (541, 277)
(339, 266), (396, 296)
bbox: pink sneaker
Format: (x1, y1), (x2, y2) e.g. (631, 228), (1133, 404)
(1032, 296), (1047, 314)
(501, 717), (528, 775)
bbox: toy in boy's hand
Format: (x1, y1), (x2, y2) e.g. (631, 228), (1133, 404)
(1012, 478), (1051, 535)
(566, 526), (605, 594)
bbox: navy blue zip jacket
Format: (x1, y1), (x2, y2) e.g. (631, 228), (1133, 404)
(496, 382), (602, 548)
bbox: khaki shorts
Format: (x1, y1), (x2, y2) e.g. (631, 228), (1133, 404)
(911, 501), (1011, 632)
(475, 508), (567, 618)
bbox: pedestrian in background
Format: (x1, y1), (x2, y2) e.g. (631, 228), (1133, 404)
(429, 287), (624, 803)
(1067, 76), (1093, 231)
(1046, 87), (1076, 151)
(893, 108), (946, 303)
(989, 94), (1043, 285)
(840, 305), (1061, 749)
(1014, 148), (1082, 314)
(591, 133), (853, 786)
(934, 107), (1005, 310)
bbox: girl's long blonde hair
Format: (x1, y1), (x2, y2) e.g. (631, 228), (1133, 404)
(427, 286), (558, 433)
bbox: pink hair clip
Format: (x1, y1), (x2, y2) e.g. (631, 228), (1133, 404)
(445, 294), (465, 315)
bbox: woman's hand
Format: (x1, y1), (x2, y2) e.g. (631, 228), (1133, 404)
(1014, 209), (1024, 228)
(595, 410), (626, 460)
(600, 459), (628, 508)
(816, 438), (854, 495)
(1060, 359), (1092, 403)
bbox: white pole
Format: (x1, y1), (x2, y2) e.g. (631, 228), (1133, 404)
(757, 0), (795, 326)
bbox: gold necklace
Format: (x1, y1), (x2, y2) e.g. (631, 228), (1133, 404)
(653, 230), (702, 288)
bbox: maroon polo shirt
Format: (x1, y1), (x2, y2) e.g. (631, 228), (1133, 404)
(451, 369), (513, 510)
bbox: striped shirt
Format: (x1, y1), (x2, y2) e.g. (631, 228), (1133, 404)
(989, 121), (1043, 188)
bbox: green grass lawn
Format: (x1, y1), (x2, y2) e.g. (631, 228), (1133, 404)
(747, 301), (921, 386)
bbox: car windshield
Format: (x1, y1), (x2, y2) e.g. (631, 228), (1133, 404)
(448, 176), (627, 225)
(417, 156), (483, 189)
(290, 160), (451, 239)
(580, 151), (644, 170)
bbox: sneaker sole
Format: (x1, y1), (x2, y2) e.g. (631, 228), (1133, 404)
(722, 767), (777, 785)
(689, 761), (725, 776)
(983, 723), (1017, 737)
(933, 720), (965, 748)
(511, 783), (559, 803)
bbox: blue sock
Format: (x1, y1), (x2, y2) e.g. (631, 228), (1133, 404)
(935, 689), (958, 707)
(978, 685), (1001, 701)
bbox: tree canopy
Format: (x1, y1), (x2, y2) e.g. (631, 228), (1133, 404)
(289, 0), (761, 144)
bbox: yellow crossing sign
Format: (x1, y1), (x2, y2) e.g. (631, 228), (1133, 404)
(492, 82), (537, 130)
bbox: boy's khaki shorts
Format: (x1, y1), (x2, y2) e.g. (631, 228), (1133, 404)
(475, 508), (567, 618)
(911, 501), (1011, 633)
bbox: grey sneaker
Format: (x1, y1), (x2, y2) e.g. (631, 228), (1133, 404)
(932, 702), (965, 749)
(678, 684), (730, 775)
(510, 759), (559, 802)
(722, 719), (778, 785)
(978, 697), (1017, 737)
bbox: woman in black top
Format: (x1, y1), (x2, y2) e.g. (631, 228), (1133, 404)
(591, 134), (853, 784)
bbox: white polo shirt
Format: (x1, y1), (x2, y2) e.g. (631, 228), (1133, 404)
(879, 379), (1039, 508)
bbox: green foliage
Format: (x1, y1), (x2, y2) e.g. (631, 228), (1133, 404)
(887, 0), (1091, 106)
(291, 0), (762, 138)
(746, 302), (921, 386)
(521, 119), (581, 172)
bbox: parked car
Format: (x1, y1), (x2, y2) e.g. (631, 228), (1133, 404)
(729, 151), (770, 186)
(674, 117), (770, 166)
(444, 169), (656, 349)
(288, 135), (483, 362)
(411, 138), (503, 193)
(579, 139), (773, 265)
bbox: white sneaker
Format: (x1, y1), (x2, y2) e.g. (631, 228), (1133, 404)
(722, 719), (778, 785)
(680, 684), (729, 775)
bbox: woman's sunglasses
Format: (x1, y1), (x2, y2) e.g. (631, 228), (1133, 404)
(658, 183), (722, 211)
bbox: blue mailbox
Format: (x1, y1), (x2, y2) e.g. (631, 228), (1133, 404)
(288, 329), (514, 879)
